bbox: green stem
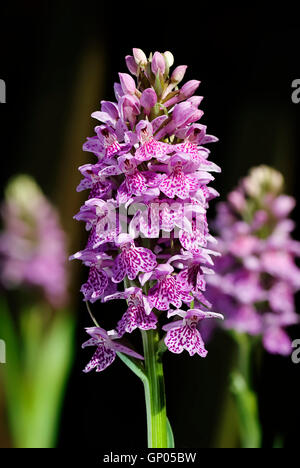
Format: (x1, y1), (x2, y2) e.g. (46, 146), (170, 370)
(141, 329), (168, 448)
(231, 332), (262, 448)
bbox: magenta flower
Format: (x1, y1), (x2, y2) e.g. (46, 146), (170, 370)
(163, 308), (223, 356)
(207, 166), (300, 355)
(134, 120), (172, 162)
(105, 287), (157, 336)
(82, 327), (144, 373)
(112, 234), (157, 283)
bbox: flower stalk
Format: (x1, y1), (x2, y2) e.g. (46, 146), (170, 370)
(142, 329), (168, 448)
(230, 332), (261, 448)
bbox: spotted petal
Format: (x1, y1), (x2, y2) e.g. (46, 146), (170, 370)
(135, 138), (172, 162)
(117, 304), (157, 336)
(83, 345), (116, 373)
(164, 324), (208, 357)
(81, 267), (108, 303)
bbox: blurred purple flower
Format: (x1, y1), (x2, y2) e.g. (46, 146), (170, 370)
(207, 166), (300, 355)
(0, 175), (68, 307)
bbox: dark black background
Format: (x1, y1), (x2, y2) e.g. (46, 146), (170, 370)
(1, 1), (300, 448)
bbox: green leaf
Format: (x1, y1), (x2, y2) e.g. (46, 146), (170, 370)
(116, 352), (147, 383)
(20, 311), (75, 448)
(0, 297), (22, 437)
(1, 305), (75, 448)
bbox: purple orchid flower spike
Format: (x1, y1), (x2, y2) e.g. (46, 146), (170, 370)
(71, 48), (221, 448)
(82, 327), (144, 373)
(204, 166), (300, 448)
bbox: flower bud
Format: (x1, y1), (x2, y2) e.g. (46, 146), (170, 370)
(187, 96), (203, 107)
(140, 88), (157, 114)
(119, 94), (140, 127)
(181, 80), (201, 98)
(171, 65), (187, 84)
(114, 83), (124, 100)
(272, 195), (295, 218)
(243, 166), (284, 198)
(163, 51), (174, 68)
(125, 55), (138, 75)
(118, 73), (136, 95)
(133, 48), (147, 66)
(151, 52), (165, 75)
(172, 102), (203, 127)
(228, 190), (247, 213)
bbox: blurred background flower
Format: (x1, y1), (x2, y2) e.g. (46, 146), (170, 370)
(0, 175), (68, 307)
(0, 175), (75, 448)
(206, 165), (300, 447)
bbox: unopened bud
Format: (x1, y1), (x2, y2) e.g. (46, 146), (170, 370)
(125, 55), (138, 75)
(163, 51), (174, 69)
(140, 88), (157, 114)
(171, 65), (187, 84)
(133, 48), (147, 66)
(181, 80), (201, 98)
(118, 73), (136, 95)
(151, 52), (166, 75)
